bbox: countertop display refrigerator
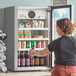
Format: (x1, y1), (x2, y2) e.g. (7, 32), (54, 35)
(4, 6), (51, 71)
(51, 5), (72, 68)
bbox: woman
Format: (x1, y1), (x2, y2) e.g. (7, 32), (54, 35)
(30, 18), (76, 76)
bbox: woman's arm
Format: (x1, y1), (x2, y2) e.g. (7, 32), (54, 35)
(30, 47), (51, 57)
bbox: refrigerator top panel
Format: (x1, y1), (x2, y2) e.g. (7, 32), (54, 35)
(18, 9), (47, 19)
(17, 6), (50, 19)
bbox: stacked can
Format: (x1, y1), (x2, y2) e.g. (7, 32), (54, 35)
(21, 41), (26, 48)
(18, 41), (21, 49)
(36, 41), (41, 48)
(24, 31), (31, 38)
(31, 41), (36, 48)
(41, 41), (47, 48)
(18, 30), (24, 38)
(26, 41), (31, 48)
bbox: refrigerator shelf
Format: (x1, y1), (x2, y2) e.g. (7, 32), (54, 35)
(18, 48), (45, 51)
(15, 66), (50, 71)
(18, 38), (49, 41)
(18, 28), (49, 31)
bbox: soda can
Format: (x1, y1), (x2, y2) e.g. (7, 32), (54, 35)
(26, 41), (31, 48)
(31, 41), (36, 48)
(18, 41), (21, 49)
(18, 30), (24, 38)
(21, 41), (26, 48)
(41, 41), (47, 48)
(24, 31), (31, 38)
(36, 41), (41, 48)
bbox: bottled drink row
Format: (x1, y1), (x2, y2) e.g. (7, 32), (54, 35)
(18, 51), (46, 67)
(18, 20), (46, 28)
(18, 40), (48, 49)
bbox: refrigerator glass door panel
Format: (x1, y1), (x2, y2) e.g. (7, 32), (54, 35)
(51, 5), (71, 67)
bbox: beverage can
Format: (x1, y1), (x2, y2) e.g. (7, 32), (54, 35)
(18, 30), (24, 38)
(21, 41), (26, 48)
(36, 41), (41, 48)
(24, 31), (31, 38)
(18, 41), (21, 49)
(41, 41), (46, 48)
(31, 41), (36, 48)
(26, 41), (31, 48)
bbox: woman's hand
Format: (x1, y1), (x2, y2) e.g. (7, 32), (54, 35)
(29, 48), (35, 57)
(29, 47), (51, 57)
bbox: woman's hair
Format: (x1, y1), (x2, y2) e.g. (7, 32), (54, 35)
(57, 18), (74, 34)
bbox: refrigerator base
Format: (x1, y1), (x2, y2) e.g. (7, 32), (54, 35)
(14, 66), (51, 71)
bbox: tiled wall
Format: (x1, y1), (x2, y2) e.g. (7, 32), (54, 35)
(0, 0), (51, 30)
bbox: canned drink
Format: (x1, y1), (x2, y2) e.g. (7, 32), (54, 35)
(41, 41), (46, 48)
(21, 41), (26, 48)
(31, 41), (36, 48)
(26, 41), (31, 48)
(36, 41), (41, 48)
(18, 30), (24, 38)
(18, 41), (21, 49)
(24, 31), (31, 38)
